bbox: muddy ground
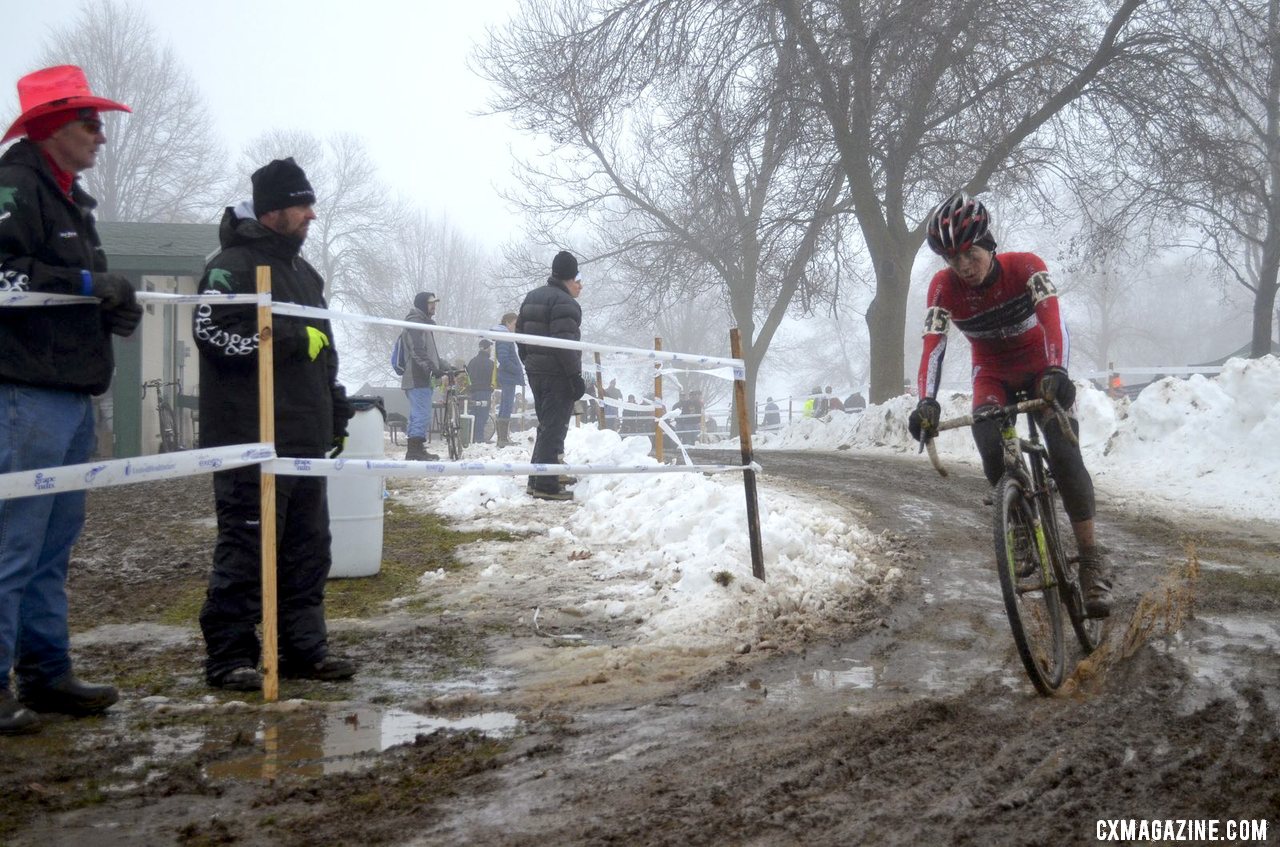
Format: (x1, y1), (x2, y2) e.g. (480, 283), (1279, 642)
(2, 449), (1278, 846)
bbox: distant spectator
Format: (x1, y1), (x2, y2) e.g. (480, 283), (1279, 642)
(763, 397), (781, 429)
(491, 311), (524, 447)
(603, 378), (623, 429)
(466, 339), (494, 443)
(401, 292), (444, 461)
(825, 386), (843, 413)
(517, 250), (583, 500)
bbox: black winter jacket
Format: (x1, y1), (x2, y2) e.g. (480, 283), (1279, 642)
(194, 206), (340, 457)
(0, 140), (116, 394)
(516, 277), (581, 378)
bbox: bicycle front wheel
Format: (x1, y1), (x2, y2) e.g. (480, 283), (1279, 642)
(994, 475), (1065, 695)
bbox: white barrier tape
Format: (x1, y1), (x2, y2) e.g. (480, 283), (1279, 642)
(655, 416), (694, 465)
(270, 301), (745, 373)
(0, 290), (95, 306)
(0, 444), (275, 501)
(137, 291), (270, 306)
(271, 457), (760, 479)
(0, 290), (268, 307)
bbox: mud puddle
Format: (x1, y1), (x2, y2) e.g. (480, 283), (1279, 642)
(203, 706), (521, 779)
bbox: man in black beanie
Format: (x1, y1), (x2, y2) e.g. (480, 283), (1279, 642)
(192, 156), (357, 691)
(516, 250), (584, 500)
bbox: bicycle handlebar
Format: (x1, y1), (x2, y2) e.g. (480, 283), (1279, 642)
(921, 397), (1076, 477)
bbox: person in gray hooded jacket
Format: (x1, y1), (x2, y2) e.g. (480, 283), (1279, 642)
(401, 291), (444, 460)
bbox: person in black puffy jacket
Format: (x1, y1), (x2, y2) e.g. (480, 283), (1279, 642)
(516, 250), (583, 500)
(193, 157), (356, 692)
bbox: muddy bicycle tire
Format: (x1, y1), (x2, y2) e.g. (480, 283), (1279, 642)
(994, 475), (1065, 695)
(157, 403), (181, 453)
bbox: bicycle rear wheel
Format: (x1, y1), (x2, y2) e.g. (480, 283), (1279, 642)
(994, 475), (1065, 695)
(444, 395), (461, 461)
(158, 403), (181, 453)
(1042, 485), (1101, 655)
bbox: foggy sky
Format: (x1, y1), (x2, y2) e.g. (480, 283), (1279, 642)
(0, 0), (526, 246)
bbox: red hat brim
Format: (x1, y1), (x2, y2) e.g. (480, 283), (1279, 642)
(2, 95), (131, 144)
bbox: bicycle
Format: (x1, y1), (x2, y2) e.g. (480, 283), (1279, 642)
(141, 378), (184, 453)
(440, 369), (467, 461)
(924, 396), (1100, 695)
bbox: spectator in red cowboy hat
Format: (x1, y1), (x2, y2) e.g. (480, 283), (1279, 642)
(0, 65), (139, 735)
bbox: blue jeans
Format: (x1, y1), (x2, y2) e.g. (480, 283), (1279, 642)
(470, 392), (490, 443)
(0, 385), (95, 690)
(497, 383), (517, 420)
(406, 386), (434, 439)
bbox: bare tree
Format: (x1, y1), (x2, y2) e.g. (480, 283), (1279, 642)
(37, 1), (231, 222)
(477, 1), (850, 410)
(1094, 0), (1280, 356)
(774, 0), (1170, 401)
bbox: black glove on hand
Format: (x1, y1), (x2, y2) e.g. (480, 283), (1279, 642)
(331, 385), (354, 440)
(1037, 367), (1076, 409)
(571, 374), (586, 398)
(908, 398), (942, 442)
(106, 300), (143, 337)
(90, 272), (137, 310)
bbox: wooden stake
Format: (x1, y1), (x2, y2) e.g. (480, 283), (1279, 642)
(256, 266), (279, 702)
(653, 337), (663, 462)
(594, 352), (606, 431)
(730, 328), (765, 581)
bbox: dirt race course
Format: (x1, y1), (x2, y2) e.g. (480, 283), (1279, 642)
(1, 449), (1277, 846)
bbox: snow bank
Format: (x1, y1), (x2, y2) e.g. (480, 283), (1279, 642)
(397, 427), (902, 648)
(754, 356), (1280, 524)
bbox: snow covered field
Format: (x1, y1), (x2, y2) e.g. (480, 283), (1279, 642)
(382, 356), (1279, 653)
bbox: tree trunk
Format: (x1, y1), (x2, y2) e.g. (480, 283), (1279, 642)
(1253, 248), (1279, 356)
(865, 245), (915, 404)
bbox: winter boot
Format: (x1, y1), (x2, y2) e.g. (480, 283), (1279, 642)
(1077, 545), (1114, 618)
(496, 419), (512, 448)
(557, 454), (578, 487)
(405, 437), (427, 461)
(0, 692), (41, 735)
(18, 674), (118, 716)
(529, 487), (574, 501)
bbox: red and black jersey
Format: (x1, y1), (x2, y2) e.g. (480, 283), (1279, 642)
(916, 252), (1068, 405)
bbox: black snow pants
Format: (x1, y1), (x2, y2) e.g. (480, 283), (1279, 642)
(527, 372), (576, 492)
(200, 465), (332, 682)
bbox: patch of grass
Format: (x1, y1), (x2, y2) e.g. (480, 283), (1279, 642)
(126, 503), (521, 627)
(324, 503), (519, 619)
(713, 570), (734, 587)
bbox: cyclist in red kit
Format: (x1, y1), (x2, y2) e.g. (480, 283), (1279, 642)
(908, 191), (1113, 617)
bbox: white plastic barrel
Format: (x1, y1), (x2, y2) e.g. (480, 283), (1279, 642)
(327, 396), (386, 578)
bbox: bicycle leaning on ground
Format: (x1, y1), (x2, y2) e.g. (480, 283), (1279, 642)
(439, 369), (467, 461)
(141, 378), (183, 453)
(923, 395), (1101, 695)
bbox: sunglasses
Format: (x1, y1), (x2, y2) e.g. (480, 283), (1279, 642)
(78, 118), (104, 134)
